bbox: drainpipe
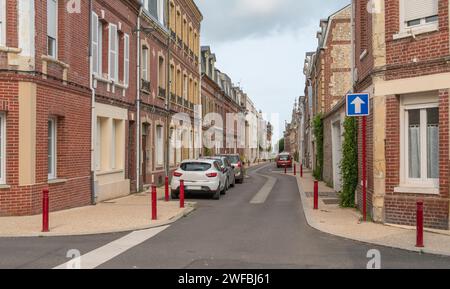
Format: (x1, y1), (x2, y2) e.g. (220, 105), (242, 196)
(165, 0), (171, 179)
(351, 2), (356, 93)
(136, 4), (143, 192)
(89, 0), (97, 205)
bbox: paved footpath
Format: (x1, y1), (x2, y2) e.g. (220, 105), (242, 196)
(0, 163), (449, 269)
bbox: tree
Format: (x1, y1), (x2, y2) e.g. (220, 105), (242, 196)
(278, 138), (285, 153)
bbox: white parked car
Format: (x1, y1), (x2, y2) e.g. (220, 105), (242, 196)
(171, 160), (227, 200)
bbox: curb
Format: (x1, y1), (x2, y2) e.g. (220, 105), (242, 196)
(293, 174), (450, 258)
(0, 203), (197, 238)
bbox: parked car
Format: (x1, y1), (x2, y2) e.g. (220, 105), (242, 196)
(218, 154), (245, 184)
(202, 156), (236, 189)
(276, 153), (293, 168)
(171, 160), (226, 200)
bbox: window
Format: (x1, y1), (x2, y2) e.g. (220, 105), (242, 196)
(111, 120), (116, 170)
(91, 13), (103, 75)
(142, 47), (149, 81)
(0, 0), (5, 46)
(47, 0), (58, 58)
(402, 0), (438, 29)
(48, 118), (57, 180)
(144, 0), (165, 25)
(401, 96), (439, 190)
(108, 24), (119, 81)
(156, 125), (164, 166)
(0, 113), (5, 184)
(123, 34), (130, 86)
(95, 118), (101, 171)
(158, 56), (165, 90)
(183, 74), (188, 100)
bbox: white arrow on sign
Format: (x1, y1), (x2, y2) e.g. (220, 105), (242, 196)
(351, 97), (366, 114)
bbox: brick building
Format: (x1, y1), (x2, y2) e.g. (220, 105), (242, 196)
(0, 0), (92, 216)
(200, 46), (246, 157)
(353, 0), (450, 229)
(301, 5), (352, 192)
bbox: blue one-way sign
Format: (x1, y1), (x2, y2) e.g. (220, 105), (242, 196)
(346, 93), (370, 117)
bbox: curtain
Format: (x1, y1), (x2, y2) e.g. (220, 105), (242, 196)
(409, 126), (421, 179)
(427, 125), (439, 179)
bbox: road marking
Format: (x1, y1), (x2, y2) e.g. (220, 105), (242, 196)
(250, 164), (277, 204)
(53, 226), (170, 269)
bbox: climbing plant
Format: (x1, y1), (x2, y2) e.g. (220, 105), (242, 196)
(312, 114), (324, 180)
(340, 117), (358, 208)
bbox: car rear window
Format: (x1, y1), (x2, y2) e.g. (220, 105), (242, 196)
(279, 155), (290, 161)
(228, 156), (240, 163)
(181, 163), (211, 172)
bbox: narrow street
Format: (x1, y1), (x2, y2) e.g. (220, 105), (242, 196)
(0, 164), (449, 269)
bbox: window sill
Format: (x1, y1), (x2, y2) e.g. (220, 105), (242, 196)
(96, 169), (124, 177)
(41, 55), (70, 69)
(0, 46), (22, 54)
(48, 179), (68, 185)
(0, 184), (11, 189)
(94, 75), (128, 90)
(393, 24), (439, 40)
(394, 186), (439, 195)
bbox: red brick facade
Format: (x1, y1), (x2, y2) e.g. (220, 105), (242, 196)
(354, 0), (450, 229)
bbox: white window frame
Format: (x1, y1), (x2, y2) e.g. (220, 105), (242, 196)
(398, 96), (439, 193)
(142, 46), (149, 81)
(47, 0), (58, 58)
(48, 118), (57, 180)
(0, 113), (6, 184)
(396, 0), (439, 39)
(123, 34), (130, 87)
(111, 120), (116, 170)
(91, 12), (103, 76)
(95, 118), (101, 171)
(0, 0), (6, 46)
(156, 125), (164, 166)
(108, 23), (119, 82)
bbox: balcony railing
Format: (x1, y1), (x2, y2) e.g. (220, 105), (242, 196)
(170, 93), (176, 103)
(141, 79), (151, 92)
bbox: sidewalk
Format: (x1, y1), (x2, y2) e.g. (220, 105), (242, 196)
(293, 171), (450, 257)
(0, 187), (195, 238)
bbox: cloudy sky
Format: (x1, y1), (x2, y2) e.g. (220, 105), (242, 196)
(196, 0), (350, 142)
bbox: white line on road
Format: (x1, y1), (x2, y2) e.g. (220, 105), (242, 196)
(250, 164), (277, 204)
(53, 226), (170, 269)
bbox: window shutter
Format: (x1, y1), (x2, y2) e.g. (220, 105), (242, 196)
(92, 13), (99, 74)
(109, 24), (118, 81)
(124, 34), (130, 86)
(404, 0), (438, 22)
(47, 0), (57, 39)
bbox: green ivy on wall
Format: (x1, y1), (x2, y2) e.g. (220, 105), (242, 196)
(340, 117), (358, 208)
(313, 114), (324, 180)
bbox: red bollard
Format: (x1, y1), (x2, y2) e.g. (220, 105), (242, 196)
(151, 185), (157, 220)
(180, 180), (185, 209)
(284, 166), (287, 174)
(314, 180), (319, 210)
(294, 163), (297, 176)
(300, 164), (303, 178)
(42, 188), (49, 232)
(416, 201), (424, 248)
(165, 176), (169, 202)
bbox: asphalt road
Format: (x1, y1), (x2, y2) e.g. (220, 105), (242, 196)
(0, 163), (449, 269)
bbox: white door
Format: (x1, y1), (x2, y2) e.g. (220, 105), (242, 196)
(332, 120), (343, 192)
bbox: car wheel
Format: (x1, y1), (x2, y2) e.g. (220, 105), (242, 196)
(213, 186), (221, 200)
(221, 180), (228, 195)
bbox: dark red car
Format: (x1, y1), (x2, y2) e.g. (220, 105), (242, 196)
(276, 153), (293, 168)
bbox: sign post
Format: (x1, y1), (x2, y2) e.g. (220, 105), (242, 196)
(346, 93), (370, 222)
